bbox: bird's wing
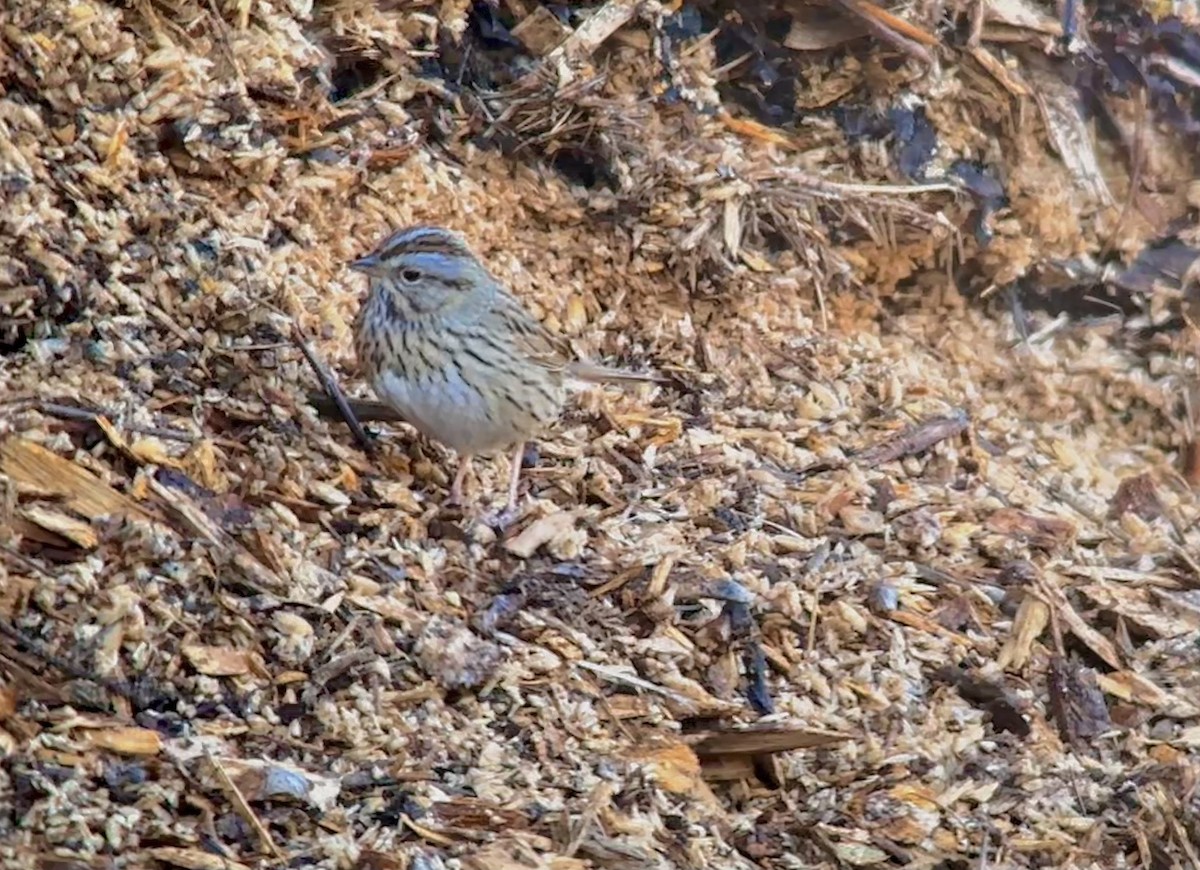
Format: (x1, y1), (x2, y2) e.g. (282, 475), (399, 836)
(500, 295), (572, 374)
(500, 293), (666, 384)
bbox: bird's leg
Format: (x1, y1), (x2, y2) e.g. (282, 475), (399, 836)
(479, 442), (527, 530)
(505, 442), (526, 513)
(448, 455), (473, 506)
(467, 445), (528, 530)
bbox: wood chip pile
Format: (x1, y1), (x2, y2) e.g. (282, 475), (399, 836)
(2, 0), (1200, 867)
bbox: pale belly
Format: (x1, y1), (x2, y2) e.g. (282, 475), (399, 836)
(371, 366), (549, 456)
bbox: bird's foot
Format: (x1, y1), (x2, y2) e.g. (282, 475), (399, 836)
(481, 499), (523, 532)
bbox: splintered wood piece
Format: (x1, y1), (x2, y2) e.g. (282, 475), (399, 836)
(1095, 670), (1200, 718)
(718, 111), (800, 149)
(686, 723), (852, 756)
(1039, 575), (1123, 671)
(968, 45), (1032, 97)
(1076, 583), (1200, 640)
(516, 0), (640, 87)
(1023, 53), (1115, 207)
(854, 411), (970, 468)
(0, 437), (158, 523)
(16, 507), (98, 549)
(784, 7), (870, 50)
(511, 5), (572, 56)
(622, 724), (855, 790)
(997, 593), (1050, 671)
(147, 847), (254, 870)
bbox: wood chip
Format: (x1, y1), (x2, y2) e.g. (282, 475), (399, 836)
(87, 727), (164, 756)
(0, 438), (157, 523)
(503, 510), (579, 558)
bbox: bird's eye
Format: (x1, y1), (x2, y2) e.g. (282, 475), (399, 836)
(400, 269), (421, 283)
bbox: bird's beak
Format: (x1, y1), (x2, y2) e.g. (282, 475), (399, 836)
(350, 253), (382, 275)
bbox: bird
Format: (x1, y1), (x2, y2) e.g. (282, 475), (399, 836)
(350, 224), (662, 514)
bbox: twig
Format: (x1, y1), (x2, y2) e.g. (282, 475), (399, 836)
(827, 0), (938, 65)
(292, 325), (377, 456)
(854, 410), (971, 468)
(573, 660), (698, 708)
(748, 167), (961, 199)
(0, 542), (55, 578)
(6, 399), (198, 444)
(771, 411), (969, 483)
(0, 616), (145, 705)
(306, 393), (406, 424)
(206, 749), (284, 860)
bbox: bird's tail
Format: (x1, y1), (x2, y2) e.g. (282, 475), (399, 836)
(566, 361), (669, 385)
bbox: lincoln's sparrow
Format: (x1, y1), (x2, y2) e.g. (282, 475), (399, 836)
(351, 225), (660, 512)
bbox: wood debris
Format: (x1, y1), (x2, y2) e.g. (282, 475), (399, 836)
(1, 0), (1199, 867)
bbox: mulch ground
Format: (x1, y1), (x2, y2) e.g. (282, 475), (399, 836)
(2, 1), (1200, 867)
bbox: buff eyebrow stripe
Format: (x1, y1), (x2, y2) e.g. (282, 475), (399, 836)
(384, 233), (471, 257)
(401, 243), (465, 258)
(382, 227), (444, 247)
